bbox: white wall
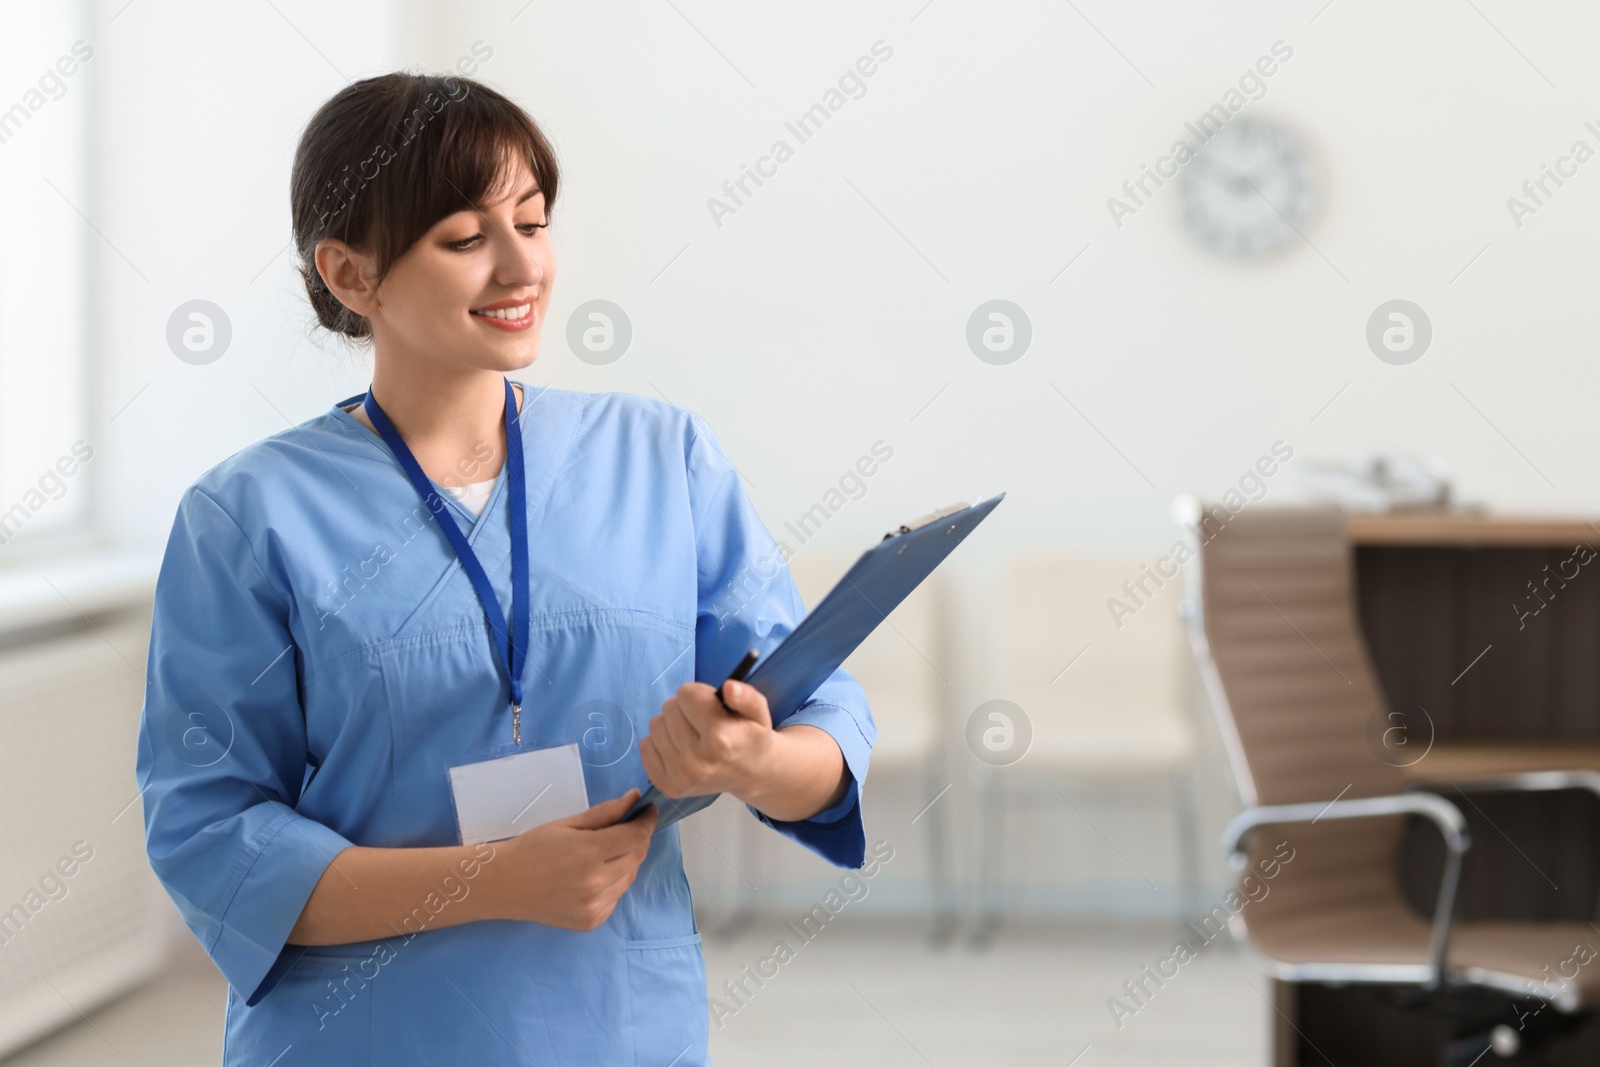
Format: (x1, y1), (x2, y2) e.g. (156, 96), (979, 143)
(88, 0), (1600, 911)
(99, 0), (1600, 558)
(94, 0), (397, 542)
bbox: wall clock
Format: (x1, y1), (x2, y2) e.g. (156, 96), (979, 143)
(1181, 116), (1313, 256)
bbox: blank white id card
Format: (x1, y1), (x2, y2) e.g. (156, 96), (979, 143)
(447, 742), (590, 845)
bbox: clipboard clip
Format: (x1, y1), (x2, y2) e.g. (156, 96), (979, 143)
(883, 500), (972, 541)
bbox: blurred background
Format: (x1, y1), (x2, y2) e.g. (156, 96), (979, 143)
(4, 0), (1600, 1063)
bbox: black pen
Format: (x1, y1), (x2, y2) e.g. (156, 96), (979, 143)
(715, 649), (761, 711)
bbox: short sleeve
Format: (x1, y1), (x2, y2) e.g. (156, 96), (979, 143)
(134, 487), (355, 1005)
(683, 411), (877, 868)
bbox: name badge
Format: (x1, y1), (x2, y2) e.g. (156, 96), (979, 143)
(447, 742), (590, 845)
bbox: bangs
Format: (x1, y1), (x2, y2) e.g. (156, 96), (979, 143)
(293, 72), (559, 308)
(364, 76), (559, 270)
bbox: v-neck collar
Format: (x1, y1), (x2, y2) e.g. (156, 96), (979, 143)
(330, 380), (529, 536)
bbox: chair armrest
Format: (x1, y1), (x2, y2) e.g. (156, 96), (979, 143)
(1220, 791), (1470, 988)
(1221, 792), (1470, 862)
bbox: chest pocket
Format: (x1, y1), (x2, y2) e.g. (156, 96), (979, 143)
(375, 612), (693, 808)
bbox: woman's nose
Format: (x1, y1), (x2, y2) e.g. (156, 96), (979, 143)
(495, 229), (546, 288)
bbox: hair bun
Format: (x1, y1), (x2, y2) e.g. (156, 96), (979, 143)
(299, 262), (370, 340)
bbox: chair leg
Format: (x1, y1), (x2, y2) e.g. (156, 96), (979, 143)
(969, 769), (1004, 948)
(923, 760), (957, 945)
(1172, 765), (1202, 926)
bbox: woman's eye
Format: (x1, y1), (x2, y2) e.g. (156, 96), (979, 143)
(446, 222), (547, 251)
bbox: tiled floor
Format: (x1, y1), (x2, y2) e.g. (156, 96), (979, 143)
(2, 916), (1270, 1065)
(704, 916), (1270, 1066)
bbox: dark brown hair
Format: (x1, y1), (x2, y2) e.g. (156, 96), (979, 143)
(290, 73), (559, 341)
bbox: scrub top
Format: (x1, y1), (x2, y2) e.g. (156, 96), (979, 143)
(134, 382), (877, 1066)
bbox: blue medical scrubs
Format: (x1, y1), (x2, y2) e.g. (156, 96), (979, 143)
(134, 383), (876, 1065)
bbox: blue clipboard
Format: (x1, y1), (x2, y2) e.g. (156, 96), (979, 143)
(623, 491), (1005, 830)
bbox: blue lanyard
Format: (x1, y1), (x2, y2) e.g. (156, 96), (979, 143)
(363, 377), (531, 745)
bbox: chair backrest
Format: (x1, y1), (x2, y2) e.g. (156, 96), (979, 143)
(1182, 500), (1417, 956)
(998, 554), (1192, 771)
(785, 550), (945, 763)
(1183, 500), (1402, 807)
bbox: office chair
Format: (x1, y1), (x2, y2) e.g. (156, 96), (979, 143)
(1175, 497), (1599, 1066)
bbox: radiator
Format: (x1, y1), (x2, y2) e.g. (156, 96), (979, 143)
(0, 606), (168, 1057)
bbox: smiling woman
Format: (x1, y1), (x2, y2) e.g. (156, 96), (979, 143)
(135, 70), (873, 1067)
(290, 74), (559, 352)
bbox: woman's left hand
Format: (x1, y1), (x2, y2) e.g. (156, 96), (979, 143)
(639, 679), (774, 800)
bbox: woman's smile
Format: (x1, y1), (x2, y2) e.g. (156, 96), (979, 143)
(471, 296), (537, 332)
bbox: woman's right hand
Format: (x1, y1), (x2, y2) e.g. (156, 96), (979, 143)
(494, 787), (658, 931)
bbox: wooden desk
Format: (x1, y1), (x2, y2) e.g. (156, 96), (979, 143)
(1349, 510), (1600, 547)
(1354, 511), (1600, 750)
(1278, 512), (1600, 1066)
(1354, 515), (1600, 925)
(1400, 740), (1600, 779)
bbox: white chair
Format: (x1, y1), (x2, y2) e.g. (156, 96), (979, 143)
(968, 554), (1200, 942)
(714, 549), (954, 938)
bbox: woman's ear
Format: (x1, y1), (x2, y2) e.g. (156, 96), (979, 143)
(315, 237), (381, 317)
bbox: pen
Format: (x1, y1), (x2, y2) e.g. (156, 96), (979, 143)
(715, 649), (760, 711)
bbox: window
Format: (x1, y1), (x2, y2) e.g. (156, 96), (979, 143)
(0, 1), (95, 556)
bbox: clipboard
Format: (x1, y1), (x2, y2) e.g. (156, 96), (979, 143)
(623, 491), (1006, 830)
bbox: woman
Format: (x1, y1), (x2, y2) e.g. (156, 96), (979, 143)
(135, 72), (875, 1065)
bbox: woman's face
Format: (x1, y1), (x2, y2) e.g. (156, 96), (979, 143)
(358, 152), (555, 375)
